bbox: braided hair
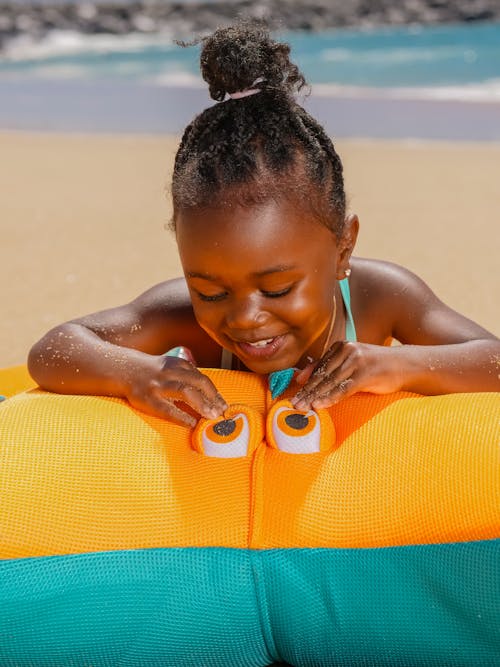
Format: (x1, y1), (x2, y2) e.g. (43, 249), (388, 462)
(171, 21), (346, 237)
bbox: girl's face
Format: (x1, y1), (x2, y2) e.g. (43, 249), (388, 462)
(176, 200), (356, 374)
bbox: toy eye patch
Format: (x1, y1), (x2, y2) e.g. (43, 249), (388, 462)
(209, 416), (243, 439)
(267, 401), (336, 454)
(192, 405), (263, 458)
(199, 414), (249, 457)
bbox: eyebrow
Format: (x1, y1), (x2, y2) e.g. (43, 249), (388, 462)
(186, 271), (220, 281)
(253, 264), (298, 278)
(186, 265), (297, 281)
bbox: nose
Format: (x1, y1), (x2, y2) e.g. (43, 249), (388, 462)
(224, 295), (269, 331)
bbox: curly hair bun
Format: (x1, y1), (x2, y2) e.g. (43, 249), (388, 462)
(200, 21), (307, 102)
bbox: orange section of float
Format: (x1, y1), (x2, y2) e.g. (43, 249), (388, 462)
(0, 371), (267, 558)
(0, 368), (499, 558)
(257, 391), (500, 548)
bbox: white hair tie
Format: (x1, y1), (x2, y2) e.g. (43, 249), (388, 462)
(227, 77), (265, 100)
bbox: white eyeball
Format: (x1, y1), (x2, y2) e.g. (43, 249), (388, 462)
(199, 413), (250, 458)
(270, 406), (322, 453)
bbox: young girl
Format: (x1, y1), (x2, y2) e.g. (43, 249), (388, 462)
(28, 22), (500, 427)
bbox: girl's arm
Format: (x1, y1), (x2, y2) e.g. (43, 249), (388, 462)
(293, 259), (500, 409)
(28, 278), (227, 426)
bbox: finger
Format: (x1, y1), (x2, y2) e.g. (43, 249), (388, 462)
(190, 371), (228, 413)
(132, 394), (198, 428)
(292, 354), (356, 410)
(295, 361), (315, 386)
(310, 376), (358, 409)
(159, 360), (227, 415)
(292, 342), (348, 405)
(305, 341), (348, 388)
(157, 376), (226, 419)
(153, 397), (198, 428)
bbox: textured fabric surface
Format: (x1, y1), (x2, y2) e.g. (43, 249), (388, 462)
(0, 367), (499, 665)
(1, 370), (499, 557)
(0, 542), (498, 665)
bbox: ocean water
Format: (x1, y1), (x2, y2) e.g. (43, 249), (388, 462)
(1, 20), (499, 137)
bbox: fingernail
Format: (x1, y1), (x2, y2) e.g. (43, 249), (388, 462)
(216, 394), (228, 408)
(182, 415), (197, 428)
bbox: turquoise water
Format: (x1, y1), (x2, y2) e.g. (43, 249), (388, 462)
(1, 21), (500, 100)
(289, 22), (500, 91)
(1, 20), (499, 137)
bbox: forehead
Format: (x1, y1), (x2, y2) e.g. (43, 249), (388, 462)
(176, 200), (337, 272)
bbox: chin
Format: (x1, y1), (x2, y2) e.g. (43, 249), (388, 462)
(242, 357), (297, 376)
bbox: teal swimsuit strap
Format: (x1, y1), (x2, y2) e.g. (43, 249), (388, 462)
(339, 277), (357, 342)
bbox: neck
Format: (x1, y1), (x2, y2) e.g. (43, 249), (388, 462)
(320, 292), (337, 358)
(300, 290), (338, 367)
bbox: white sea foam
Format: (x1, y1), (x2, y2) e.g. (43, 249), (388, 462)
(2, 23), (499, 105)
(145, 70), (202, 87)
(3, 29), (175, 61)
(312, 80), (500, 104)
(320, 45), (477, 65)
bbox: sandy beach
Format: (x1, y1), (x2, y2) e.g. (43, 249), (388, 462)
(1, 130), (499, 368)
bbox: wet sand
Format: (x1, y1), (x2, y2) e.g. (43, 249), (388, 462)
(1, 130), (499, 367)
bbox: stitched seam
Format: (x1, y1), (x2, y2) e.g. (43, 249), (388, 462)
(249, 549), (278, 663)
(248, 437), (266, 549)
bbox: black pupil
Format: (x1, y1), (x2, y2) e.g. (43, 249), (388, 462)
(285, 413), (309, 430)
(213, 419), (236, 437)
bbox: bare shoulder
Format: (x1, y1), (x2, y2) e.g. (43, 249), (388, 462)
(129, 277), (193, 318)
(349, 257), (496, 345)
(348, 257), (416, 343)
(350, 257), (428, 303)
(72, 277), (221, 363)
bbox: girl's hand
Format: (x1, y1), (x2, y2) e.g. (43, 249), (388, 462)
(126, 355), (227, 428)
(292, 342), (404, 410)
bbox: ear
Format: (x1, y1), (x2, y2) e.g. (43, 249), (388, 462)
(336, 213), (359, 280)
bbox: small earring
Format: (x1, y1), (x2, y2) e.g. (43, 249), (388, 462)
(344, 268), (351, 278)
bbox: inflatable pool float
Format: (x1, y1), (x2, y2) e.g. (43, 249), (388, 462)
(0, 365), (499, 665)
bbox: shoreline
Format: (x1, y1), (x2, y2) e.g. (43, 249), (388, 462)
(1, 130), (499, 367)
(1, 80), (500, 141)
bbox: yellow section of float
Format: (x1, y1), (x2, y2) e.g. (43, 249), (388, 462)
(0, 367), (499, 559)
(0, 364), (36, 397)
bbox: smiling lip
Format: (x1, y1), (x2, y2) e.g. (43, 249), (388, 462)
(235, 335), (286, 359)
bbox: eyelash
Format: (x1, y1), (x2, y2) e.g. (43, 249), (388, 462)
(197, 287), (292, 302)
(262, 287), (292, 298)
(197, 292), (227, 302)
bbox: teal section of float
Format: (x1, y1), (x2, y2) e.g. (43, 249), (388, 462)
(0, 540), (499, 665)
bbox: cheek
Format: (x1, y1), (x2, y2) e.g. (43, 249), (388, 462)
(191, 302), (224, 338)
(282, 287), (333, 343)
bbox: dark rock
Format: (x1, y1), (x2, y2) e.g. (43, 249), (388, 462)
(0, 0), (499, 53)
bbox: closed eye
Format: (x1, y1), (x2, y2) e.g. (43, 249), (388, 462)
(262, 287), (292, 298)
(196, 286), (292, 301)
(196, 291), (228, 302)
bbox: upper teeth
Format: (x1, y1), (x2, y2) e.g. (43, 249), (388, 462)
(248, 338), (274, 347)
